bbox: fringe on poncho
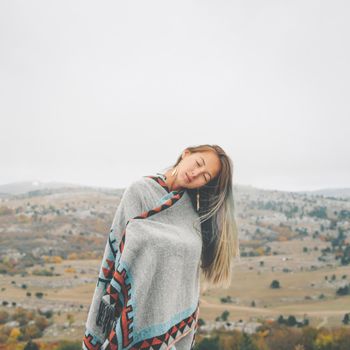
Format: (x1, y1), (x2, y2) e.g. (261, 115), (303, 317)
(82, 174), (202, 350)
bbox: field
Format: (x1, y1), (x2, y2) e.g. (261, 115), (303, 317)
(1, 184), (349, 343)
(1, 244), (349, 343)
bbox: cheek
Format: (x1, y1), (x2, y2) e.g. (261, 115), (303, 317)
(183, 163), (194, 173)
(194, 177), (205, 187)
(181, 159), (191, 169)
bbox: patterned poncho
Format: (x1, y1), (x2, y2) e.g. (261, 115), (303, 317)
(82, 173), (202, 350)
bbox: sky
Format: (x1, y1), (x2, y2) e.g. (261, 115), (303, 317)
(1, 1), (349, 192)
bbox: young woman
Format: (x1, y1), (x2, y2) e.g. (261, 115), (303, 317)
(82, 144), (240, 350)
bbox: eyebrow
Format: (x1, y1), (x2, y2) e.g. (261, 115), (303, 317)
(200, 156), (212, 180)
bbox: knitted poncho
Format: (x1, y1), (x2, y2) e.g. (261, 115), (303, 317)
(82, 173), (202, 350)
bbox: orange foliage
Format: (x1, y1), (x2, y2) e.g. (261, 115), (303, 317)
(67, 252), (78, 260)
(255, 247), (265, 256)
(42, 256), (63, 263)
(52, 256), (63, 263)
(9, 328), (20, 339)
(64, 267), (76, 273)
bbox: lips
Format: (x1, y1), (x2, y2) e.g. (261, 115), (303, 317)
(185, 172), (191, 183)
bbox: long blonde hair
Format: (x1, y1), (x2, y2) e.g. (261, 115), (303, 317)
(165, 144), (240, 291)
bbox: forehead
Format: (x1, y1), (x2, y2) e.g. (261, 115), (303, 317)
(193, 151), (221, 177)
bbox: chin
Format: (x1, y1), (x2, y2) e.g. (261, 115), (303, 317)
(181, 181), (189, 189)
(185, 182), (195, 189)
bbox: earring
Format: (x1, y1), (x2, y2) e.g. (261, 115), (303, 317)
(196, 188), (200, 211)
(171, 166), (178, 176)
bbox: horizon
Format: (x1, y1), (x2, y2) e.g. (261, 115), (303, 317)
(0, 177), (349, 194)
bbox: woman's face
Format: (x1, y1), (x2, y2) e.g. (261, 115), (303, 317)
(176, 150), (221, 189)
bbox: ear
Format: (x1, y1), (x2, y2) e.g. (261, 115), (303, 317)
(181, 149), (190, 159)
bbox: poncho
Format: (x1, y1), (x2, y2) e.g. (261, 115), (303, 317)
(82, 173), (202, 350)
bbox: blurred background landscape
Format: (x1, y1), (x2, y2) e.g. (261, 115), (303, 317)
(1, 181), (349, 349)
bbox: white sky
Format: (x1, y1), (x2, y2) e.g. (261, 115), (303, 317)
(1, 1), (349, 192)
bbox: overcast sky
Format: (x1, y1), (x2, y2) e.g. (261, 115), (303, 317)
(1, 1), (349, 192)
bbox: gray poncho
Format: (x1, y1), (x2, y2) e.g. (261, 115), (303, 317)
(82, 173), (202, 350)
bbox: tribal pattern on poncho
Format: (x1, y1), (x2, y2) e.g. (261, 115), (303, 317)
(82, 174), (202, 350)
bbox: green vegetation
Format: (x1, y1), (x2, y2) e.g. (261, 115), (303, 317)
(336, 284), (350, 296)
(343, 313), (350, 325)
(216, 310), (230, 322)
(32, 268), (54, 276)
(309, 206), (328, 219)
(24, 340), (40, 350)
(195, 335), (220, 350)
(277, 315), (309, 327)
(270, 280), (280, 289)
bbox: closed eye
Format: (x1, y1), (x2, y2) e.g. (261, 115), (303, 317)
(196, 160), (208, 182)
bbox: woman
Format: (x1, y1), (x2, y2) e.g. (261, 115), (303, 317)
(82, 144), (240, 350)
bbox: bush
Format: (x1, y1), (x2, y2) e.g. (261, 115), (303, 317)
(287, 315), (297, 327)
(270, 280), (281, 289)
(24, 339), (40, 350)
(238, 332), (259, 350)
(35, 292), (44, 299)
(336, 285), (350, 296)
(18, 324), (42, 341)
(343, 313), (350, 325)
(197, 335), (220, 350)
(39, 309), (53, 318)
(0, 310), (9, 324)
(220, 310), (229, 321)
(32, 269), (54, 276)
(198, 318), (206, 326)
(220, 296), (233, 303)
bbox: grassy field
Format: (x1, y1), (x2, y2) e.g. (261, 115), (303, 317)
(1, 238), (350, 344)
(199, 241), (350, 328)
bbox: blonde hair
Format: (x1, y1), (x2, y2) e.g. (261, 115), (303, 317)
(165, 144), (240, 291)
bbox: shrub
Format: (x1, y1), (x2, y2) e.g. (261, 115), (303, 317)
(35, 292), (44, 299)
(0, 310), (9, 324)
(238, 332), (259, 350)
(336, 285), (350, 296)
(343, 313), (350, 325)
(197, 335), (220, 350)
(24, 340), (40, 350)
(270, 280), (280, 289)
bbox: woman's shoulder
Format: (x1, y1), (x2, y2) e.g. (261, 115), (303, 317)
(120, 175), (162, 214)
(123, 175), (158, 197)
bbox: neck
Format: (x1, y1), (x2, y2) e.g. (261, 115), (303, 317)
(163, 169), (184, 192)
